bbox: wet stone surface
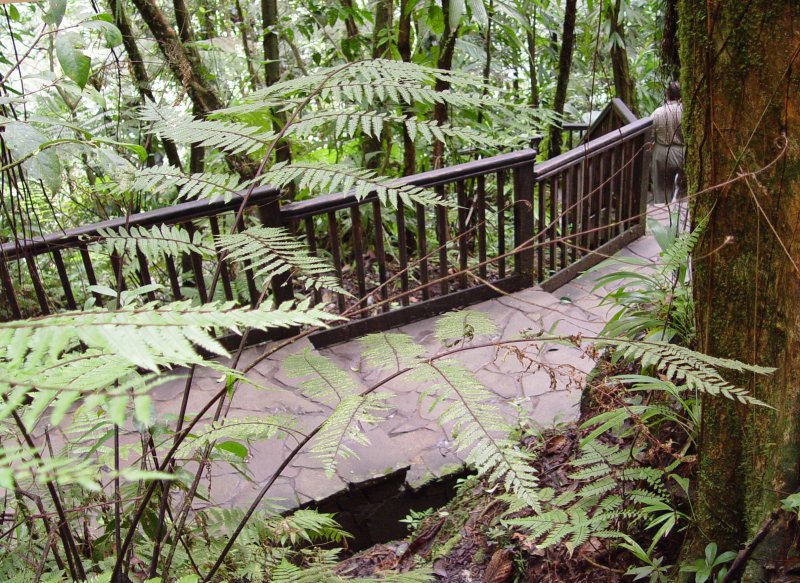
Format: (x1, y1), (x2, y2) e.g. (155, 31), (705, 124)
(152, 212), (665, 515)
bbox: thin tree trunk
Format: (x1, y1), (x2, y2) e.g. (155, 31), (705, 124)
(661, 0), (680, 79)
(548, 0), (576, 158)
(477, 0), (492, 125)
(398, 0), (415, 177)
(363, 0), (394, 169)
(432, 0), (459, 170)
(234, 0), (260, 90)
(262, 0), (291, 174)
(131, 0), (256, 177)
(280, 29), (308, 75)
(682, 1), (800, 578)
(108, 0), (182, 169)
(172, 0), (193, 44)
(340, 0), (361, 42)
(526, 0), (538, 108)
(607, 0), (635, 112)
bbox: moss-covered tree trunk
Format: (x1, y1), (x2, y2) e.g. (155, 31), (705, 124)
(681, 1), (800, 577)
(548, 0), (576, 158)
(607, 0), (634, 112)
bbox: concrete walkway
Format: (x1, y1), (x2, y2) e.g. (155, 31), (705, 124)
(151, 208), (668, 515)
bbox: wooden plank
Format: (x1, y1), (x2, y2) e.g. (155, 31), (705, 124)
(537, 179), (546, 282)
(79, 245), (104, 306)
(560, 169), (569, 271)
(436, 184), (449, 296)
(234, 219), (259, 307)
(477, 174), (487, 278)
(310, 275), (529, 348)
(209, 216), (234, 301)
(136, 249), (157, 302)
(513, 164), (535, 285)
(416, 203), (429, 300)
(165, 255), (183, 301)
(26, 255), (50, 314)
(303, 216), (323, 305)
(496, 171), (506, 278)
(372, 200), (389, 312)
(0, 260), (21, 318)
(549, 173), (557, 275)
(52, 249), (77, 310)
(396, 204), (410, 306)
(456, 180), (468, 289)
(185, 223), (208, 304)
(350, 204), (368, 316)
(326, 210), (347, 313)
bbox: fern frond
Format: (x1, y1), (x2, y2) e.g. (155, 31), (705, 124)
(0, 299), (341, 372)
(412, 359), (539, 507)
(284, 108), (512, 148)
(108, 163), (244, 201)
(217, 226), (345, 293)
(360, 332), (424, 372)
(140, 102), (272, 155)
(312, 392), (392, 476)
(176, 415), (298, 458)
(661, 214), (708, 272)
(282, 350), (359, 406)
(258, 161), (442, 207)
(607, 339), (772, 406)
(93, 224), (212, 262)
(434, 309), (497, 344)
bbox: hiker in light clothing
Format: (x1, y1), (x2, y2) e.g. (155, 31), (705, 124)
(650, 82), (685, 203)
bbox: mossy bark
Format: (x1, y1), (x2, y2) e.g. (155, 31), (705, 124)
(680, 1), (800, 577)
(547, 0), (576, 158)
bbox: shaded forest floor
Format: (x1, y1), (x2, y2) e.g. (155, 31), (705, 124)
(330, 356), (695, 582)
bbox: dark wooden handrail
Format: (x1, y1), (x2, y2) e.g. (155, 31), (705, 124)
(0, 99), (654, 349)
(0, 186), (281, 261)
(280, 148), (538, 219)
(536, 116), (652, 179)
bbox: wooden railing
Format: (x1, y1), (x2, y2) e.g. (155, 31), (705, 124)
(0, 103), (652, 348)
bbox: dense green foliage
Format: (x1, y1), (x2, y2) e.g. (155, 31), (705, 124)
(1, 0), (780, 581)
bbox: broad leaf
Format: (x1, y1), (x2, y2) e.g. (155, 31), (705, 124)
(55, 32), (91, 89)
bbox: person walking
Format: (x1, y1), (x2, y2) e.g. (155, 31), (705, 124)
(650, 82), (685, 203)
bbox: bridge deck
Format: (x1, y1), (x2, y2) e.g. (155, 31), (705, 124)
(146, 208), (667, 524)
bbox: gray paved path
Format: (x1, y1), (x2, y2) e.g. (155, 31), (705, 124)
(150, 206), (671, 512)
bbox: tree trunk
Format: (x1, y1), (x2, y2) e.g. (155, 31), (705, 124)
(172, 0), (194, 44)
(681, 1), (800, 577)
(234, 0), (260, 90)
(548, 0), (576, 158)
(108, 0), (182, 169)
(262, 0), (291, 179)
(432, 0), (459, 169)
(340, 0), (362, 59)
(661, 0), (679, 79)
(363, 0), (394, 170)
(478, 0), (493, 125)
(398, 0), (415, 177)
(607, 0), (635, 112)
(526, 0), (538, 108)
(131, 0), (256, 178)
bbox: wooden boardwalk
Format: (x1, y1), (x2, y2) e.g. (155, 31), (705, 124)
(148, 210), (667, 520)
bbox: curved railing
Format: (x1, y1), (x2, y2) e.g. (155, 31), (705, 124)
(0, 101), (652, 348)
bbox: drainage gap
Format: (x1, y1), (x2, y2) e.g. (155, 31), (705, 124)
(298, 466), (470, 552)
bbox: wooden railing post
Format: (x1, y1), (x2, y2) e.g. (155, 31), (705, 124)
(513, 162), (535, 285)
(257, 198), (294, 306)
(635, 128), (653, 229)
(0, 259), (21, 319)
